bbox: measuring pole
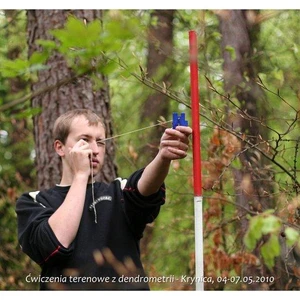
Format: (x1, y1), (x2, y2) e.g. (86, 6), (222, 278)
(189, 30), (203, 291)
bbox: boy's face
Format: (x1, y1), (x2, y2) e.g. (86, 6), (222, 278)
(62, 115), (106, 177)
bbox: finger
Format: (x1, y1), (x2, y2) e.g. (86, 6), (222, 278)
(164, 129), (188, 142)
(68, 147), (93, 158)
(174, 126), (193, 136)
(168, 126), (192, 139)
(82, 149), (93, 158)
(167, 147), (188, 158)
(69, 141), (92, 155)
(161, 141), (189, 153)
(161, 130), (190, 145)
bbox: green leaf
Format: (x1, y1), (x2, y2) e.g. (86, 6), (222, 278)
(14, 107), (42, 119)
(261, 215), (281, 235)
(243, 215), (264, 251)
(243, 211), (282, 253)
(224, 45), (236, 61)
(0, 58), (29, 77)
(29, 51), (49, 65)
(231, 158), (242, 170)
(98, 60), (118, 75)
(27, 64), (50, 73)
(285, 227), (300, 247)
(50, 16), (102, 51)
(260, 234), (280, 269)
(36, 39), (57, 51)
(272, 68), (284, 86)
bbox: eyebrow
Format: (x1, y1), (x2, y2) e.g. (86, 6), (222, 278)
(79, 134), (105, 140)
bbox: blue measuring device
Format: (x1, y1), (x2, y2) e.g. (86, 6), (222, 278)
(172, 112), (188, 129)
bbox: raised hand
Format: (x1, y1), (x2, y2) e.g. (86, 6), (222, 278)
(68, 139), (93, 177)
(159, 126), (192, 161)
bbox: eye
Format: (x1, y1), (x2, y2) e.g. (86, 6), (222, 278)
(97, 140), (106, 146)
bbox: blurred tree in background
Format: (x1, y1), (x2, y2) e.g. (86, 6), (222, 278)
(0, 9), (300, 290)
(26, 10), (117, 189)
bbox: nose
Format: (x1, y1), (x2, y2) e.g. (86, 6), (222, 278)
(90, 140), (99, 154)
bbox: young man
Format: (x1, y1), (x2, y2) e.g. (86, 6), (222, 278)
(16, 108), (192, 290)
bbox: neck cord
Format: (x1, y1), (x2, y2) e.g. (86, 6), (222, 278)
(90, 156), (97, 224)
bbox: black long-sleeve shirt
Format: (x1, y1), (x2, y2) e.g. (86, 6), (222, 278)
(16, 169), (165, 290)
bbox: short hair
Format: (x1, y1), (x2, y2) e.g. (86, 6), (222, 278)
(53, 109), (105, 144)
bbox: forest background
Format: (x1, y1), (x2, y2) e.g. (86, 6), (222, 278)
(0, 9), (300, 291)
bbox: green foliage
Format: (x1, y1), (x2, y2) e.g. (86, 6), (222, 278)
(224, 45), (236, 61)
(260, 234), (280, 270)
(49, 14), (141, 76)
(244, 211), (300, 270)
(284, 227), (300, 247)
(0, 13), (143, 84)
(0, 193), (39, 290)
(1, 58), (29, 77)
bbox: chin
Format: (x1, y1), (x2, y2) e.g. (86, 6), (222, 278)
(91, 166), (101, 177)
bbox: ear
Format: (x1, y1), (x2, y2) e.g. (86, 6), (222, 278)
(54, 140), (65, 157)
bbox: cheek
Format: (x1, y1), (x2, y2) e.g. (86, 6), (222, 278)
(99, 147), (106, 162)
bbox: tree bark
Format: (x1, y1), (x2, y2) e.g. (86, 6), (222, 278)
(140, 10), (175, 164)
(139, 9), (175, 262)
(218, 10), (275, 290)
(27, 10), (117, 189)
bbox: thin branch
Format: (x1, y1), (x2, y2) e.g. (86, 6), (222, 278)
(0, 70), (90, 113)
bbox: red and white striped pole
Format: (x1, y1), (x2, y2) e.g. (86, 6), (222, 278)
(189, 30), (204, 291)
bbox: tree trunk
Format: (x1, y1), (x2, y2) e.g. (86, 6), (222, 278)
(27, 10), (117, 189)
(139, 10), (175, 262)
(218, 10), (275, 289)
(140, 10), (175, 164)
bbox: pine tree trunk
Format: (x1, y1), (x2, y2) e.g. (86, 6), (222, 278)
(27, 10), (117, 189)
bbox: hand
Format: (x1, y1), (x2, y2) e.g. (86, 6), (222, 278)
(159, 126), (192, 161)
(68, 139), (93, 177)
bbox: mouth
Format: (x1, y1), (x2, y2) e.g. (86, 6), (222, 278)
(91, 159), (99, 168)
